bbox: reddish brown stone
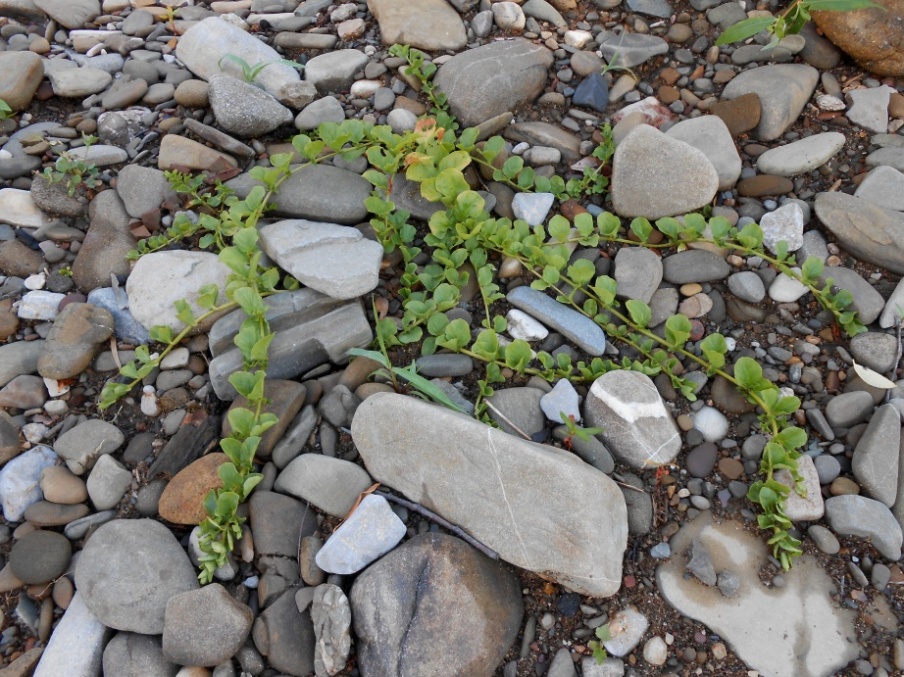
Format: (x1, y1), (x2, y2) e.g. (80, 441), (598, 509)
(736, 175), (794, 197)
(709, 93), (761, 138)
(221, 379), (305, 458)
(812, 0), (904, 77)
(658, 85), (680, 104)
(158, 453), (227, 525)
(717, 457), (744, 480)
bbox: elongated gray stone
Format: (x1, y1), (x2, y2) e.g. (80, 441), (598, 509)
(657, 515), (857, 677)
(825, 495), (903, 560)
(661, 249), (730, 284)
(506, 285), (607, 355)
(208, 291), (372, 400)
(852, 403), (900, 506)
(33, 593), (112, 677)
(584, 370), (681, 468)
(815, 191), (904, 275)
(818, 266), (884, 325)
(351, 393), (628, 597)
(598, 32), (668, 68)
(756, 132), (845, 176)
(227, 164), (371, 225)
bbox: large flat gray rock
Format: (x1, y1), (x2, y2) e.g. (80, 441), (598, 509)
(657, 515), (858, 677)
(368, 0), (467, 51)
(351, 393), (628, 597)
(74, 519), (199, 634)
(815, 191), (904, 275)
(259, 220), (383, 300)
(176, 16), (301, 99)
(611, 124), (719, 219)
(434, 39), (553, 127)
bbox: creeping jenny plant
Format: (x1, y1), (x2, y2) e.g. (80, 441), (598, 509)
(100, 45), (865, 581)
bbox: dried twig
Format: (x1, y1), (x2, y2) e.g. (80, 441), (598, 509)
(377, 489), (499, 560)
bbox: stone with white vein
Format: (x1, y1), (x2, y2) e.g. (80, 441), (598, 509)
(583, 371), (681, 468)
(506, 308), (549, 341)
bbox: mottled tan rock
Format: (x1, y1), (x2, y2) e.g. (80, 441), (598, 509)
(38, 303), (115, 379)
(0, 52), (44, 111)
(812, 0), (904, 76)
(158, 134), (237, 172)
(158, 453), (226, 525)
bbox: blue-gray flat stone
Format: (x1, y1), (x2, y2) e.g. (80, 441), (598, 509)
(507, 285), (607, 355)
(315, 494), (406, 574)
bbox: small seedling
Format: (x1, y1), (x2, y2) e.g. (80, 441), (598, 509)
(0, 99), (13, 120)
(349, 347), (468, 414)
(218, 54), (305, 84)
(559, 412), (604, 451)
(42, 133), (102, 197)
(589, 624), (611, 664)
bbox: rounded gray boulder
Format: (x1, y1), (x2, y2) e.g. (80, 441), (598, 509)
(74, 519), (199, 634)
